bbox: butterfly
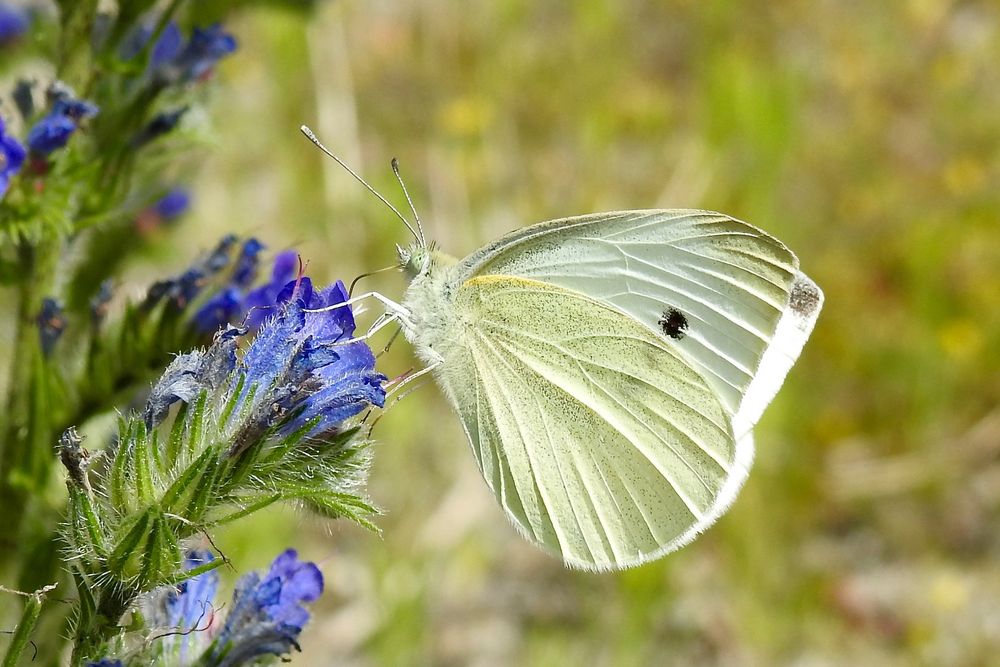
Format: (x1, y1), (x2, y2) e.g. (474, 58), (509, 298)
(301, 127), (824, 571)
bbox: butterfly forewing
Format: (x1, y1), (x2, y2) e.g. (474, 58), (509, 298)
(455, 210), (819, 433)
(435, 275), (743, 570)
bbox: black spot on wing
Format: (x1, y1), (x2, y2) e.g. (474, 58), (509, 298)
(658, 307), (688, 340)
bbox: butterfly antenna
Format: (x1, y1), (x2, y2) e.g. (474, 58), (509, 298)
(391, 157), (426, 250)
(299, 125), (420, 244)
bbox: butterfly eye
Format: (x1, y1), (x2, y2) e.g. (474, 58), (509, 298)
(658, 307), (688, 340)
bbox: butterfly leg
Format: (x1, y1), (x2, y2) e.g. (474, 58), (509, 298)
(385, 359), (442, 400)
(332, 311), (401, 346)
(306, 291), (415, 331)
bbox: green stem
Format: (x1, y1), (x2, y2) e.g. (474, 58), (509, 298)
(0, 240), (59, 569)
(69, 582), (136, 667)
(1, 587), (51, 667)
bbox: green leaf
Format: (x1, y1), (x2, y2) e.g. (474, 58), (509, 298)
(108, 415), (131, 510)
(107, 508), (153, 581)
(160, 447), (216, 516)
(140, 513), (180, 588)
(131, 420), (155, 505)
(282, 486), (379, 531)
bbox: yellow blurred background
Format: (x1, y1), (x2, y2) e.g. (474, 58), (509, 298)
(136, 1), (1000, 664)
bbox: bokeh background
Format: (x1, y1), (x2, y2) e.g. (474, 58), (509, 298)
(132, 1), (1000, 664)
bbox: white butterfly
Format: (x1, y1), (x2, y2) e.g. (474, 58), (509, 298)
(302, 128), (823, 571)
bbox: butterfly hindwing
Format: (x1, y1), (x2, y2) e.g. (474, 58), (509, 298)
(435, 275), (744, 570)
(454, 210), (823, 435)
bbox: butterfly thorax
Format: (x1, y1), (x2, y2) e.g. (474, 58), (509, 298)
(400, 248), (462, 366)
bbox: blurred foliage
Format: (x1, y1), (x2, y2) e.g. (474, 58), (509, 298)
(71, 0), (1000, 664)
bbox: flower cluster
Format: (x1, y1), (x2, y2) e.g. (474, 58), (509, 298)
(0, 5), (388, 667)
(143, 235), (303, 335)
(0, 12), (237, 216)
(91, 549), (323, 666)
(62, 261), (385, 661)
(144, 266), (386, 439)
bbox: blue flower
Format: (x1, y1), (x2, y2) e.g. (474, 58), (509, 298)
(84, 660), (123, 667)
(136, 188), (193, 234)
(150, 23), (237, 85)
(151, 21), (183, 67)
(165, 550), (220, 631)
(208, 549), (323, 665)
(154, 188), (191, 219)
(134, 549), (326, 665)
(290, 282), (386, 433)
(0, 114), (26, 197)
(53, 98), (100, 121)
(190, 238), (268, 333)
(139, 549), (221, 663)
(235, 278), (386, 438)
(243, 250), (297, 330)
(143, 237), (386, 428)
(26, 113), (76, 154)
(119, 20), (181, 63)
(175, 24), (238, 81)
(192, 287), (242, 334)
(0, 3), (28, 46)
(26, 95), (99, 156)
(231, 238), (265, 287)
(255, 549), (324, 628)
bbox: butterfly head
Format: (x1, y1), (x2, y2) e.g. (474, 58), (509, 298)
(397, 242), (432, 280)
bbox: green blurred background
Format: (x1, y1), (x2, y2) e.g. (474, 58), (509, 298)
(135, 1), (1000, 664)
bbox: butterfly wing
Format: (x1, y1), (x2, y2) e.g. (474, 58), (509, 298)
(454, 210), (823, 437)
(434, 275), (742, 570)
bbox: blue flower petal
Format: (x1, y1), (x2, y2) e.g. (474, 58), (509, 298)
(52, 98), (99, 120)
(154, 188), (191, 219)
(151, 21), (183, 67)
(239, 300), (305, 395)
(165, 550), (220, 629)
(193, 286), (242, 334)
(0, 115), (26, 197)
(232, 238), (265, 287)
(257, 548), (323, 629)
(26, 113), (77, 155)
(244, 250), (298, 330)
(0, 4), (29, 45)
(182, 24), (238, 79)
(209, 549), (323, 664)
(301, 280), (356, 343)
(26, 94), (99, 156)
